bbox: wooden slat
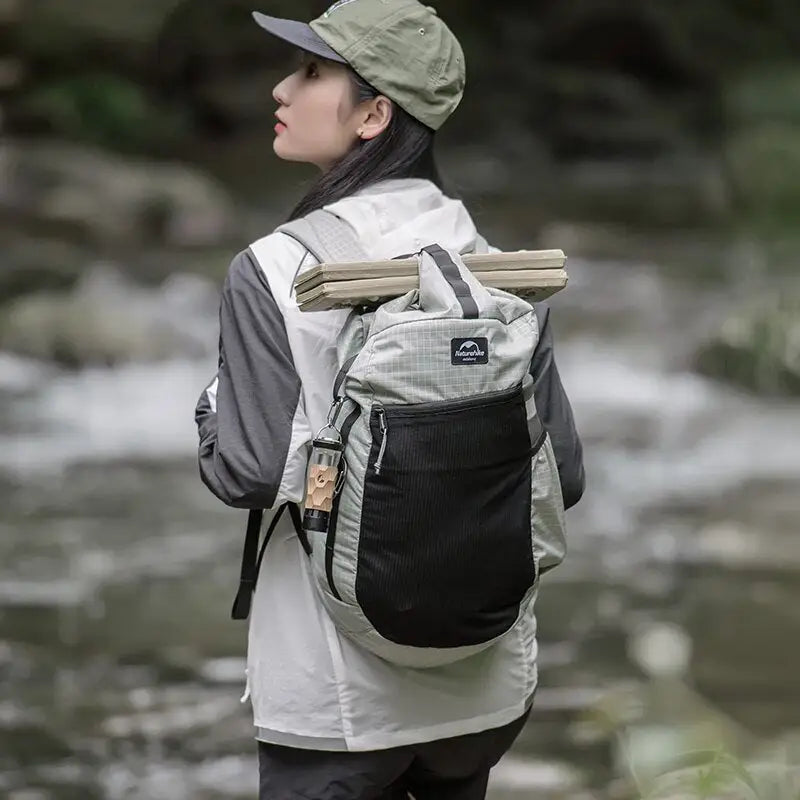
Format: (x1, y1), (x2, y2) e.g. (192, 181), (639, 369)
(297, 269), (568, 312)
(294, 249), (566, 295)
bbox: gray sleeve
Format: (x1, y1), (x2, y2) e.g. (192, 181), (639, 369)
(195, 248), (302, 509)
(531, 302), (586, 510)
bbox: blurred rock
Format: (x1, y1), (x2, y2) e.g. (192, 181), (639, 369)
(0, 237), (89, 302)
(0, 722), (75, 766)
(686, 568), (800, 729)
(694, 292), (800, 396)
(102, 692), (239, 739)
(0, 140), (241, 247)
(0, 264), (219, 366)
(695, 514), (800, 573)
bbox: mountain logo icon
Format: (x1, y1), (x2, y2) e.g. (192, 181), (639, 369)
(455, 340), (483, 356)
(451, 337), (489, 365)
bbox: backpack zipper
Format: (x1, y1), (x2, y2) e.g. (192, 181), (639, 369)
(374, 406), (389, 475)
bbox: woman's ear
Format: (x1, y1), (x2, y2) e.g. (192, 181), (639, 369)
(358, 96), (393, 141)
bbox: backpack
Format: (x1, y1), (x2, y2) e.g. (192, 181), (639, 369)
(232, 210), (567, 669)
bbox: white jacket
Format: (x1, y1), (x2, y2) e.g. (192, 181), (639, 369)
(195, 178), (584, 751)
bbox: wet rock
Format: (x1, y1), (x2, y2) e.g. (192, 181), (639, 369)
(694, 292), (800, 396)
(0, 140), (241, 248)
(685, 569), (800, 730)
(0, 264), (219, 366)
(695, 500), (800, 572)
(102, 691), (239, 739)
(0, 236), (89, 302)
(0, 723), (74, 767)
(8, 791), (50, 800)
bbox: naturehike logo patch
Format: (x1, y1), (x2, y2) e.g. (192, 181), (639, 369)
(323, 0), (360, 16)
(451, 337), (489, 365)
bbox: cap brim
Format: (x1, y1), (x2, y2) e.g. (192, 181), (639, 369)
(252, 12), (346, 63)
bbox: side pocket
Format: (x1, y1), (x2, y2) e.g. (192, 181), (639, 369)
(523, 373), (565, 576)
(531, 435), (567, 576)
(323, 404), (361, 600)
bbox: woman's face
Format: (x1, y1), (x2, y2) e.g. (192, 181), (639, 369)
(271, 52), (365, 171)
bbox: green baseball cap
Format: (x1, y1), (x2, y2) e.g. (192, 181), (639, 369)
(252, 0), (466, 131)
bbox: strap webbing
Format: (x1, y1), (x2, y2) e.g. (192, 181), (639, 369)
(421, 244), (479, 319)
(290, 503), (311, 556)
(333, 355), (358, 399)
(231, 503), (306, 621)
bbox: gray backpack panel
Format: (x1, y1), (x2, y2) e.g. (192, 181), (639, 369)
(278, 212), (566, 668)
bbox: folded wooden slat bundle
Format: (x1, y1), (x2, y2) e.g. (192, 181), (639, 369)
(295, 249), (568, 312)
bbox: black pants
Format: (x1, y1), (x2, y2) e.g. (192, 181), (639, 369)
(257, 707), (530, 800)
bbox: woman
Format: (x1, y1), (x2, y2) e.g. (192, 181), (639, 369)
(196, 2), (585, 798)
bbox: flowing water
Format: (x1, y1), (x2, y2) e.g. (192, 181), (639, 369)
(2, 236), (799, 799)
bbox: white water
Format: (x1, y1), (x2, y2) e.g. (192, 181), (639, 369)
(0, 356), (213, 474)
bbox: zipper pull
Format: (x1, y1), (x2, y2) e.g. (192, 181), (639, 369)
(374, 406), (388, 475)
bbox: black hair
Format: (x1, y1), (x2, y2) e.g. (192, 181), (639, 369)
(286, 56), (446, 222)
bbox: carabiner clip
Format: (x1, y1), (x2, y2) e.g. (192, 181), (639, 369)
(326, 397), (347, 431)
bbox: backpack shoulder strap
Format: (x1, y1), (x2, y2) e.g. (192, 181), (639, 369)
(277, 209), (370, 265)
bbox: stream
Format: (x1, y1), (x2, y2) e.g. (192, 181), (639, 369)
(1, 237), (799, 799)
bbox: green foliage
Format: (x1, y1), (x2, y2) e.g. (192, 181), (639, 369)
(724, 67), (800, 231)
(645, 749), (760, 800)
(726, 124), (800, 229)
(727, 68), (800, 127)
(20, 74), (187, 150)
(627, 743), (798, 800)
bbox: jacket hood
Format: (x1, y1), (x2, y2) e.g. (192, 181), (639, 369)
(322, 178), (481, 260)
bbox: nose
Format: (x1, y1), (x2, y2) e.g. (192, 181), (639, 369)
(272, 71), (294, 108)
